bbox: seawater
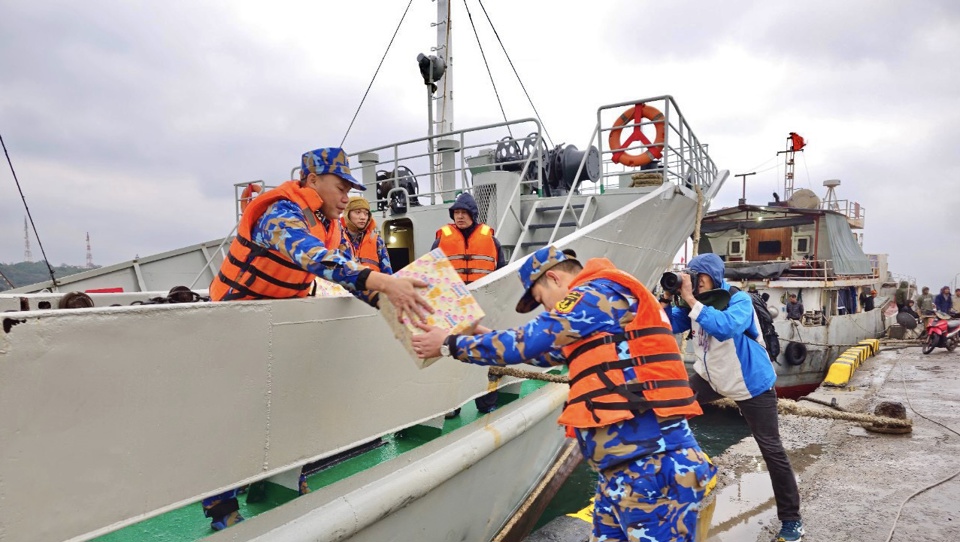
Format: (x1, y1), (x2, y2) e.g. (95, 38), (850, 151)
(534, 407), (752, 529)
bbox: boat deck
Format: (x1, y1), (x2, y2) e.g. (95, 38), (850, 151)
(95, 377), (554, 542)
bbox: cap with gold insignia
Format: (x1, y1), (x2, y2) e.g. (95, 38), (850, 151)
(516, 245), (580, 313)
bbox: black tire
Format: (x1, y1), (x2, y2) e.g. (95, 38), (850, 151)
(784, 341), (807, 366)
(948, 337), (958, 353)
(922, 334), (937, 355)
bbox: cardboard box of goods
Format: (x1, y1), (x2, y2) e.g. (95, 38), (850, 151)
(312, 278), (352, 297)
(379, 249), (485, 368)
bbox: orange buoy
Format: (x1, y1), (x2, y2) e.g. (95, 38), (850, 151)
(240, 183), (263, 212)
(608, 104), (665, 167)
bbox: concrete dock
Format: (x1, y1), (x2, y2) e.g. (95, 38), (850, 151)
(527, 345), (960, 541)
(706, 344), (960, 541)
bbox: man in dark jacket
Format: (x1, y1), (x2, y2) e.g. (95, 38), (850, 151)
(935, 286), (952, 314)
(432, 192), (506, 416)
(785, 294), (804, 320)
(895, 281), (910, 312)
(859, 288), (875, 312)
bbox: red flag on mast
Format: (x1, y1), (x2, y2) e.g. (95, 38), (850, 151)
(789, 132), (806, 151)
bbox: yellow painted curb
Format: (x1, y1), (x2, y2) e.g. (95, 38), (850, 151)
(825, 339), (879, 387)
(824, 359), (855, 386)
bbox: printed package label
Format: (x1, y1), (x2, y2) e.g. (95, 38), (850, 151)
(379, 249), (485, 368)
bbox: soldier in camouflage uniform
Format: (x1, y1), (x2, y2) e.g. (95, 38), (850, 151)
(204, 147), (431, 531)
(413, 246), (714, 542)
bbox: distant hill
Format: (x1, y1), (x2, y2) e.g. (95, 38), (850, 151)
(0, 261), (97, 292)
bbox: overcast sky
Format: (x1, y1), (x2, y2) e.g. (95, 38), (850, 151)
(2, 0), (958, 289)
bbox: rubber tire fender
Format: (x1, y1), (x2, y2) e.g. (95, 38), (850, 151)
(784, 341), (807, 366)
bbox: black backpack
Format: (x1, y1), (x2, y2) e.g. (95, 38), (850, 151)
(731, 287), (781, 362)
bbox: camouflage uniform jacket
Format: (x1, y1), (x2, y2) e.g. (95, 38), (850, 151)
(452, 277), (699, 470)
(253, 200), (372, 300)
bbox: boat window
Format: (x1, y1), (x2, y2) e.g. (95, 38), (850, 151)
(757, 240), (782, 255)
(728, 239), (744, 256)
(383, 218), (414, 270)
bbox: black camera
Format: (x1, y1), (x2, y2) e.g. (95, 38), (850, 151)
(660, 270), (699, 296)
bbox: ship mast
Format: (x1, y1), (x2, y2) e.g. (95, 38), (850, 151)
(435, 0), (453, 135)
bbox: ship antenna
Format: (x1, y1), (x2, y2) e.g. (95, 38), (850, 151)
(0, 131), (58, 288)
(340, 0), (415, 147)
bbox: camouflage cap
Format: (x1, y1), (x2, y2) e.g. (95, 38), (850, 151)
(515, 245), (579, 313)
(301, 147), (365, 191)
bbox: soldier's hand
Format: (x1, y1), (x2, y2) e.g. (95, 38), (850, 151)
(412, 323), (446, 358)
(384, 276), (433, 323)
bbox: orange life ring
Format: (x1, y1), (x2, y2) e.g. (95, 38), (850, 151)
(240, 183), (263, 212)
(608, 104), (665, 167)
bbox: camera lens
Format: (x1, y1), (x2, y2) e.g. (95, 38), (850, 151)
(660, 271), (681, 293)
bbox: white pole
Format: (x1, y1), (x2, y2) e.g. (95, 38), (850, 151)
(436, 0), (453, 135)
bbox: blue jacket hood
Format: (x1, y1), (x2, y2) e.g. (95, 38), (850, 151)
(449, 192), (479, 223)
(688, 253), (727, 290)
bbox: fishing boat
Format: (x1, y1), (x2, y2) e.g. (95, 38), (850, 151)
(0, 4), (728, 542)
(685, 135), (887, 399)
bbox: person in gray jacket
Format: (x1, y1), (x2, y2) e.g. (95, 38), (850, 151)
(785, 294), (803, 321)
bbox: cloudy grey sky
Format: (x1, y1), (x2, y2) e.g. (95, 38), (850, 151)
(1, 0), (958, 289)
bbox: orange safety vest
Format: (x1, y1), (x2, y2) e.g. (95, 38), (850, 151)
(340, 216), (383, 272)
(557, 259), (702, 428)
(210, 180), (341, 301)
(435, 224), (498, 284)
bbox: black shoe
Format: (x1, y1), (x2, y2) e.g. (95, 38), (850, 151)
(444, 408), (461, 419)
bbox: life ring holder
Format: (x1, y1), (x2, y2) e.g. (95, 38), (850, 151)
(240, 183), (263, 213)
(608, 104), (665, 167)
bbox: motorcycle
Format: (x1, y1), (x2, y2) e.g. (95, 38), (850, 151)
(921, 311), (960, 354)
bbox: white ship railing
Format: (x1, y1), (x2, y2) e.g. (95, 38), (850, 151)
(821, 198), (866, 227)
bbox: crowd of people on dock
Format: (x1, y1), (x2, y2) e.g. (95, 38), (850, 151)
(896, 281), (960, 320)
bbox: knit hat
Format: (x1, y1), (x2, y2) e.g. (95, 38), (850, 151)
(346, 196), (370, 214)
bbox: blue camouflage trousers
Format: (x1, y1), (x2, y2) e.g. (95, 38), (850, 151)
(591, 447), (715, 542)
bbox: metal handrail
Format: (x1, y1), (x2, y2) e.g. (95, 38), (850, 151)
(593, 95), (719, 194)
(548, 122), (599, 244)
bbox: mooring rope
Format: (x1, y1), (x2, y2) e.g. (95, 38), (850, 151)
(692, 184), (704, 257)
(487, 366), (912, 428)
(708, 397), (911, 428)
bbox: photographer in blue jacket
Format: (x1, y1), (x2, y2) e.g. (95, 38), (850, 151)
(662, 253), (804, 542)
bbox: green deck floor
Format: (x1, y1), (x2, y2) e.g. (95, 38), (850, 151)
(95, 377), (552, 541)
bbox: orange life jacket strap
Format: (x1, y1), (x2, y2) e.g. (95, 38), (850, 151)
(216, 271), (272, 301)
(566, 378), (698, 424)
(235, 234), (304, 273)
(226, 252), (312, 291)
(568, 352), (684, 388)
(566, 326), (673, 360)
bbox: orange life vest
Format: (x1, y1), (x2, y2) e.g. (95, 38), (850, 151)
(435, 224), (498, 284)
(557, 259), (702, 428)
(210, 180), (341, 301)
(340, 216), (383, 272)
